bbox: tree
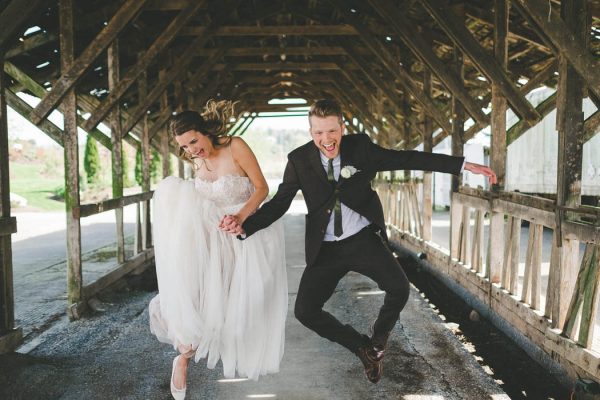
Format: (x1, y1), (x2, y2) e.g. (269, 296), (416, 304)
(134, 148), (161, 186)
(135, 147), (142, 186)
(84, 136), (100, 184)
(151, 150), (161, 183)
(122, 151), (132, 188)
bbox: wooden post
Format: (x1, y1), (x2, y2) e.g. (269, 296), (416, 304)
(0, 48), (23, 352)
(450, 193), (462, 260)
(491, 0), (508, 189)
(449, 5), (465, 256)
(554, 0), (586, 329)
(138, 68), (152, 249)
(421, 68), (433, 242)
(488, 0), (509, 284)
(108, 39), (125, 263)
(60, 0), (84, 319)
(160, 68), (171, 178)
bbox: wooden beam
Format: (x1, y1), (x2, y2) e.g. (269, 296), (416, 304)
(108, 39), (125, 264)
(421, 0), (541, 124)
(3, 61), (113, 150)
(83, 0), (206, 132)
(29, 0), (148, 125)
(217, 62), (343, 71)
(4, 89), (63, 146)
(5, 32), (57, 58)
(490, 0), (509, 189)
(519, 59), (558, 95)
(121, 30), (216, 136)
(583, 110), (600, 143)
(181, 25), (358, 36)
(421, 68), (433, 242)
(507, 92), (556, 145)
(367, 0), (488, 125)
(59, 0), (84, 319)
(0, 45), (17, 342)
(187, 47), (227, 89)
(340, 43), (404, 114)
(196, 46), (353, 57)
(148, 109), (171, 140)
(328, 6), (457, 136)
(463, 4), (553, 53)
(0, 0), (47, 50)
(514, 0), (600, 94)
(556, 0), (586, 212)
(450, 9), (465, 194)
(336, 67), (402, 131)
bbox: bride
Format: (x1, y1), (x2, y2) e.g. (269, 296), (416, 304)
(148, 100), (287, 399)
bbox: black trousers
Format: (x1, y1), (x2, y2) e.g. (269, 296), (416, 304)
(294, 225), (410, 354)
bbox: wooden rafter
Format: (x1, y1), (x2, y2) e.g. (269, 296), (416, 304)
(122, 30), (219, 136)
(83, 0), (207, 132)
(367, 0), (488, 125)
(514, 0), (600, 94)
(0, 0), (48, 50)
(421, 0), (541, 124)
(29, 0), (148, 125)
(180, 25), (358, 36)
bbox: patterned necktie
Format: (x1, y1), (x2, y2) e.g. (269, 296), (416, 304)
(327, 158), (343, 237)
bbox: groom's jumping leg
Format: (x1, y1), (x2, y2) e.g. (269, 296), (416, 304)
(352, 231), (410, 353)
(294, 245), (365, 353)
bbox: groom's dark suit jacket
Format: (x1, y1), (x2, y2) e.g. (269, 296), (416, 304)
(243, 134), (464, 267)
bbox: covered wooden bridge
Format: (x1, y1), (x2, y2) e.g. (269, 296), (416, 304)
(0, 0), (599, 390)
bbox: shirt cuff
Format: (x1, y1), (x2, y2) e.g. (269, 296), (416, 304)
(460, 159), (466, 172)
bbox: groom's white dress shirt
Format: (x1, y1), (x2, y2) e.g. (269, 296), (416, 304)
(319, 153), (371, 242)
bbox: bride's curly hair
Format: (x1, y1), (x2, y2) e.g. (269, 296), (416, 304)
(169, 99), (238, 163)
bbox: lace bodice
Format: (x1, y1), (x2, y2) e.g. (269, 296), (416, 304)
(194, 174), (254, 210)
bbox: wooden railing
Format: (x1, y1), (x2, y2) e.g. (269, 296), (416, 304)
(70, 191), (155, 313)
(376, 181), (600, 382)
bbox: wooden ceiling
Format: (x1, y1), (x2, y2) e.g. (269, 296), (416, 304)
(2, 0), (599, 149)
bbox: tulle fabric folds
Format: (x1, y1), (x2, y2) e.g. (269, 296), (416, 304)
(149, 176), (287, 380)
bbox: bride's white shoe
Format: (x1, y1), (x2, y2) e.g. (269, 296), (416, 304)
(170, 355), (187, 400)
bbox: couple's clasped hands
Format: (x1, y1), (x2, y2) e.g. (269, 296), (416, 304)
(219, 214), (245, 235)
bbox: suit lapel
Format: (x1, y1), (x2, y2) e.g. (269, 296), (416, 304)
(308, 144), (330, 185)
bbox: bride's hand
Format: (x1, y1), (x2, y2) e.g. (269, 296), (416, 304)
(219, 214), (245, 235)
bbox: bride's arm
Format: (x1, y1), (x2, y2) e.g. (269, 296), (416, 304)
(229, 137), (269, 223)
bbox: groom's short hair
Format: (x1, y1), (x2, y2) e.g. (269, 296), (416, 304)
(309, 99), (344, 125)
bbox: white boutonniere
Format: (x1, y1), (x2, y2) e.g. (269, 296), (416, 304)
(340, 165), (360, 179)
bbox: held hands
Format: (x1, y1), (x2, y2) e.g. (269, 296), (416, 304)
(219, 214), (246, 236)
(463, 162), (498, 185)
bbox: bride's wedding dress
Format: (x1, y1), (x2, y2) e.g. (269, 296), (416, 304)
(149, 175), (287, 381)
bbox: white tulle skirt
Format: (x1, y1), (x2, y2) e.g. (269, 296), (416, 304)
(148, 177), (287, 380)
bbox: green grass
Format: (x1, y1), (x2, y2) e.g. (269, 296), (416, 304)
(9, 162), (65, 211)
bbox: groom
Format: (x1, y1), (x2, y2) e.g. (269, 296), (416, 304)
(222, 99), (496, 383)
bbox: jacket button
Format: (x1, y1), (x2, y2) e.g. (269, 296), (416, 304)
(326, 209), (331, 214)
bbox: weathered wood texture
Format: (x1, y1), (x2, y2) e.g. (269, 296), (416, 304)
(108, 40), (125, 264)
(30, 0), (148, 124)
(0, 0), (47, 50)
(422, 0), (540, 124)
(83, 0), (206, 132)
(59, 0), (84, 320)
(0, 47), (18, 341)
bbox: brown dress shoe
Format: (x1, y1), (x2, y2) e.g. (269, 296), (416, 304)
(356, 345), (383, 384)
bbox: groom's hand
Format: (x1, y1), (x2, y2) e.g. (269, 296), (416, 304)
(463, 162), (497, 185)
(219, 215), (245, 235)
